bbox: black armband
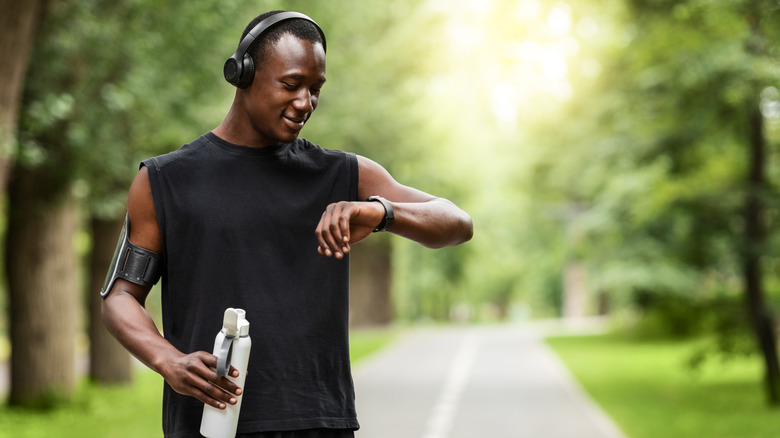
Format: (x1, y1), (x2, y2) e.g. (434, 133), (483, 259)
(100, 213), (162, 298)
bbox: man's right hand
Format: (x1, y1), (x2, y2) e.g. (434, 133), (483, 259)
(159, 350), (242, 410)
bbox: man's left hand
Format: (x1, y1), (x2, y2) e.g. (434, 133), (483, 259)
(315, 200), (384, 259)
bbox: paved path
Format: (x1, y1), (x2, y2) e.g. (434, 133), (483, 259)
(353, 323), (627, 438)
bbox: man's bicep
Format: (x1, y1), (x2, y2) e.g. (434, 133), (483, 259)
(356, 155), (436, 203)
(127, 166), (162, 252)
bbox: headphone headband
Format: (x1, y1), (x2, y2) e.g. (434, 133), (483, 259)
(224, 11), (326, 88)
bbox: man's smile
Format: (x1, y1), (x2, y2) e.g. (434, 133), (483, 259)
(283, 113), (307, 130)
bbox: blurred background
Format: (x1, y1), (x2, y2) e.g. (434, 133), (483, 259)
(1, 0), (780, 436)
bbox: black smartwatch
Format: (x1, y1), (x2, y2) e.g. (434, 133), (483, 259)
(366, 196), (394, 232)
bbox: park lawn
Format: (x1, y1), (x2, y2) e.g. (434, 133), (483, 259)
(546, 333), (780, 438)
(0, 328), (397, 438)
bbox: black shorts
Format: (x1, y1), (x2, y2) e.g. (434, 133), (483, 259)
(237, 429), (355, 438)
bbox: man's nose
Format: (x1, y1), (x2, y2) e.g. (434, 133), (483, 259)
(292, 90), (315, 112)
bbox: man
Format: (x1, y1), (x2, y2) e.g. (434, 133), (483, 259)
(102, 10), (472, 438)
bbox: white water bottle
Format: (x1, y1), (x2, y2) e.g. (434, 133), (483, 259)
(200, 308), (251, 438)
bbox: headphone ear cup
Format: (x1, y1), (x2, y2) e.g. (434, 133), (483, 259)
(236, 53), (255, 89)
(223, 57), (241, 86)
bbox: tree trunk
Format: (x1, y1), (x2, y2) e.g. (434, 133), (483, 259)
(6, 167), (78, 407)
(743, 99), (780, 405)
(742, 0), (780, 406)
(349, 236), (393, 328)
(563, 261), (587, 319)
(88, 215), (132, 384)
(0, 0), (48, 193)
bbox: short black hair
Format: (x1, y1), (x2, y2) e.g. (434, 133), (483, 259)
(240, 10), (326, 66)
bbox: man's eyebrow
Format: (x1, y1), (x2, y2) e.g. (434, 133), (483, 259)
(282, 74), (326, 83)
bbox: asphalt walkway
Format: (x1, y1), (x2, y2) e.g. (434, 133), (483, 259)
(353, 321), (628, 438)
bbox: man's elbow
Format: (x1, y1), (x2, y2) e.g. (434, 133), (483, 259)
(425, 213), (473, 249)
(454, 213), (474, 245)
(101, 296), (118, 337)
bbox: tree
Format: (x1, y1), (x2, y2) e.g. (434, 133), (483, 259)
(0, 0), (50, 194)
(608, 0), (780, 405)
(88, 217), (132, 383)
(6, 0), (83, 402)
(741, 0), (780, 403)
(527, 0), (780, 404)
(6, 172), (78, 406)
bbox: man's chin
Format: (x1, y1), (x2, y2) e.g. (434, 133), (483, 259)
(273, 133), (300, 145)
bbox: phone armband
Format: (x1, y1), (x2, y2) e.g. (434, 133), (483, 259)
(100, 213), (162, 298)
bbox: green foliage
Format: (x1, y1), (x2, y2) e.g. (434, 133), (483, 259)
(525, 0), (780, 350)
(299, 0), (447, 170)
(0, 329), (396, 437)
(7, 0), (780, 419)
(14, 0), (536, 324)
(625, 291), (753, 345)
(17, 0), (251, 218)
(15, 0), (780, 335)
(548, 333), (778, 438)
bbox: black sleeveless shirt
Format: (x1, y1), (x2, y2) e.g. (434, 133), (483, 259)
(143, 132), (360, 436)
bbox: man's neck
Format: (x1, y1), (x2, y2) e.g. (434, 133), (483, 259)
(213, 102), (274, 148)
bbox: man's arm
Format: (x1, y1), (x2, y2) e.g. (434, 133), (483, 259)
(315, 155), (473, 258)
(101, 166), (241, 410)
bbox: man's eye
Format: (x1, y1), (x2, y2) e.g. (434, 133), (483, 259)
(282, 82), (298, 90)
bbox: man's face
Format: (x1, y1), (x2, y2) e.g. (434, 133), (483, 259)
(245, 33), (326, 147)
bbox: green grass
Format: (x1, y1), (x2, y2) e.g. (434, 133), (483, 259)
(0, 370), (163, 438)
(0, 328), (398, 438)
(349, 327), (398, 362)
(546, 333), (780, 438)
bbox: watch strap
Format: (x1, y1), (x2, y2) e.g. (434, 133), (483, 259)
(366, 196), (394, 232)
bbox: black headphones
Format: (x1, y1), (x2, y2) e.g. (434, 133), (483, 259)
(223, 11), (326, 89)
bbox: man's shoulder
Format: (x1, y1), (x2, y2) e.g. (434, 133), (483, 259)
(142, 134), (210, 170)
(294, 137), (352, 159)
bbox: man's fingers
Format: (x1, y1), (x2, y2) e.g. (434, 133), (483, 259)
(179, 367), (231, 409)
(201, 379), (238, 405)
(189, 371), (238, 408)
(339, 213), (351, 252)
(200, 354), (241, 396)
(162, 351), (243, 410)
(203, 354), (239, 379)
(210, 374), (242, 397)
(315, 207), (333, 255)
(316, 201), (381, 258)
(326, 216), (345, 258)
(191, 387), (224, 409)
(316, 204), (347, 258)
(185, 353), (240, 403)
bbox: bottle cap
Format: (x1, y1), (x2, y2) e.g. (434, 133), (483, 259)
(236, 308), (250, 336)
(222, 308), (239, 337)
